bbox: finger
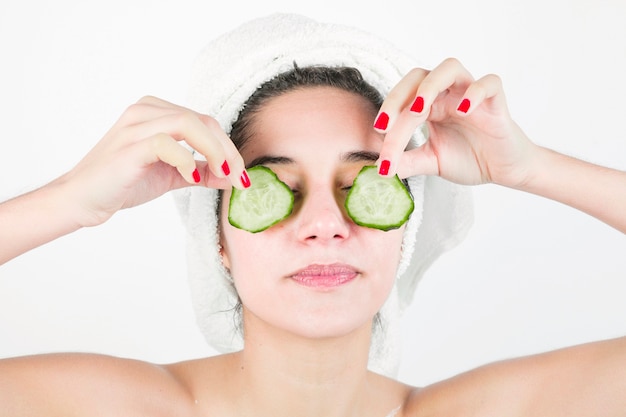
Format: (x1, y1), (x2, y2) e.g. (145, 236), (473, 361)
(135, 134), (231, 190)
(396, 145), (439, 179)
(115, 96), (205, 130)
(120, 112), (249, 190)
(190, 161), (232, 190)
(136, 96), (229, 122)
(455, 73), (508, 116)
(377, 58), (474, 177)
(146, 133), (201, 184)
(112, 103), (179, 131)
(179, 113), (249, 190)
(374, 67), (429, 132)
(135, 95), (182, 108)
(142, 107), (250, 190)
(168, 161), (232, 191)
(375, 109), (426, 177)
(139, 133), (200, 185)
(410, 58), (474, 115)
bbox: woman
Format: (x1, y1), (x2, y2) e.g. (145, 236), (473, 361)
(1, 13), (625, 416)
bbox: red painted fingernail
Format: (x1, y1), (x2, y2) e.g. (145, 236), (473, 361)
(410, 96), (424, 113)
(373, 112), (389, 130)
(240, 170), (251, 188)
(221, 160), (230, 176)
(192, 168), (201, 183)
(379, 160), (391, 176)
(457, 98), (471, 113)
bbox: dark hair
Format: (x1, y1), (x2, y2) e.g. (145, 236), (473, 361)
(229, 63), (384, 151)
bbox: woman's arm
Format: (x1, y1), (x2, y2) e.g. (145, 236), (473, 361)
(375, 58), (626, 234)
(378, 60), (626, 415)
(0, 96), (244, 266)
(0, 180), (83, 265)
(0, 353), (192, 417)
(408, 336), (626, 417)
(520, 145), (626, 233)
(0, 96), (247, 414)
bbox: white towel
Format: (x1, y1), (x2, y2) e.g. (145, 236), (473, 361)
(173, 13), (473, 377)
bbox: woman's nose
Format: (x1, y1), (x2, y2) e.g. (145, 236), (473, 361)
(295, 189), (351, 243)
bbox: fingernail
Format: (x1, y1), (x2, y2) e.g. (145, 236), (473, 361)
(240, 170), (251, 188)
(192, 168), (201, 183)
(410, 96), (424, 113)
(457, 98), (471, 113)
(221, 160), (230, 176)
(373, 112), (389, 130)
(379, 160), (391, 176)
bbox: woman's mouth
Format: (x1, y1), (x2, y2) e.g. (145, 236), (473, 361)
(289, 263), (359, 289)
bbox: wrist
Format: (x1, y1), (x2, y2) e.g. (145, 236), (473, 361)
(508, 143), (555, 193)
(49, 172), (110, 229)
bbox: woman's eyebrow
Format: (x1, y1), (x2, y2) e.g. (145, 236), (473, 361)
(341, 150), (380, 163)
(247, 155), (294, 168)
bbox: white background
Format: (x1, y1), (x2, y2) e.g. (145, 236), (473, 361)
(1, 0), (625, 387)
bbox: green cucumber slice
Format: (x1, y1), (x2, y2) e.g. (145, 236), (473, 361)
(345, 165), (414, 231)
(228, 166), (294, 233)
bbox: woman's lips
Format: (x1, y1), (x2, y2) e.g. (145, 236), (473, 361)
(289, 264), (359, 288)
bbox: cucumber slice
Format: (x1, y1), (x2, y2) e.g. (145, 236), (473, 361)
(228, 166), (294, 233)
(345, 165), (414, 231)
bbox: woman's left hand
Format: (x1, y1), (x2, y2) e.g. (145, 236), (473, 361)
(374, 58), (537, 188)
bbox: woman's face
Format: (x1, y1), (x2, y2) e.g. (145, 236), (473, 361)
(220, 87), (405, 340)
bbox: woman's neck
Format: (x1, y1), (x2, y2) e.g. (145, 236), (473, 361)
(230, 312), (375, 417)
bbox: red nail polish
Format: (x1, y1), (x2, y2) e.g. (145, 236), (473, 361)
(240, 171), (251, 188)
(373, 112), (389, 130)
(457, 98), (471, 113)
(221, 160), (230, 176)
(379, 160), (391, 176)
(192, 168), (201, 183)
(410, 96), (424, 113)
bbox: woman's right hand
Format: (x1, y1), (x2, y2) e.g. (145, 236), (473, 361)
(54, 96), (248, 227)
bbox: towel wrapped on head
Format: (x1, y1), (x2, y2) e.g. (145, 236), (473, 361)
(173, 13), (473, 377)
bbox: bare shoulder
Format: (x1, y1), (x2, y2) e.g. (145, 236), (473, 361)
(0, 352), (197, 417)
(398, 360), (522, 417)
(402, 336), (626, 417)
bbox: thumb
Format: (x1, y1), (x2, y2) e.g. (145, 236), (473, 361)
(396, 145), (439, 179)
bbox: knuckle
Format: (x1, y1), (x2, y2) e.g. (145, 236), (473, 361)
(172, 110), (201, 131)
(485, 73), (503, 87)
(149, 133), (170, 151)
(173, 111), (221, 135)
(201, 115), (221, 132)
(137, 95), (158, 104)
(407, 67), (427, 79)
(119, 102), (145, 123)
(442, 57), (461, 68)
(174, 110), (195, 124)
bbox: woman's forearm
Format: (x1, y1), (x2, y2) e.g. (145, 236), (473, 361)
(520, 146), (626, 233)
(0, 179), (83, 265)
